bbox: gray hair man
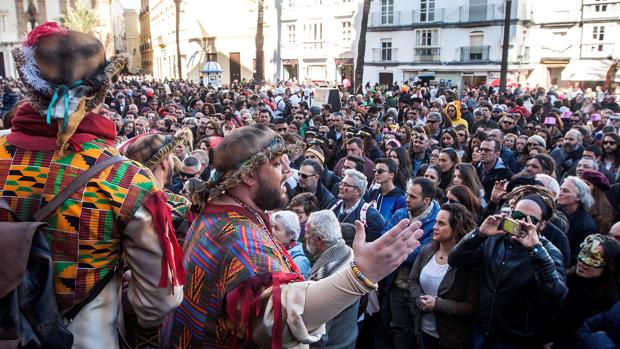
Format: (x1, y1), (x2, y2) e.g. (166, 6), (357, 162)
(550, 129), (584, 181)
(305, 210), (358, 349)
(331, 169), (385, 242)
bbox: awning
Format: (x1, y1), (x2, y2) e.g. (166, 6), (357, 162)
(561, 59), (612, 81)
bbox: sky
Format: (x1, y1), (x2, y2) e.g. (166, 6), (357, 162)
(121, 0), (140, 11)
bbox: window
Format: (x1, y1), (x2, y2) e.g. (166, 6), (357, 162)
(381, 40), (392, 61)
(305, 23), (323, 41)
(207, 53), (217, 62)
(342, 22), (352, 41)
(594, 0), (608, 12)
(287, 25), (296, 43)
(420, 0), (435, 22)
(416, 29), (438, 46)
(593, 26), (605, 41)
(381, 0), (394, 25)
(0, 11), (7, 32)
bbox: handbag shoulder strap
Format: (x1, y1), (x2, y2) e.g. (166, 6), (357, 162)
(33, 155), (126, 222)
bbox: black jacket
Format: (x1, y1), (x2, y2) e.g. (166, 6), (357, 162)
(449, 230), (568, 346)
(409, 245), (479, 348)
(563, 205), (598, 267)
(550, 145), (583, 181)
(288, 183), (336, 210)
(331, 200), (385, 242)
(476, 159), (514, 203)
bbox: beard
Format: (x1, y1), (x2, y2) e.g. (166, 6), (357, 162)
(255, 178), (289, 211)
(305, 240), (317, 258)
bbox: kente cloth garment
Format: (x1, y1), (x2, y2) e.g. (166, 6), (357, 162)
(161, 203), (302, 348)
(165, 191), (193, 245)
(0, 103), (173, 312)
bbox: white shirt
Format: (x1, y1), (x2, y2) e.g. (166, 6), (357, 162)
(419, 254), (449, 338)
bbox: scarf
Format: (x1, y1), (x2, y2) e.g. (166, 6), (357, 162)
(7, 102), (116, 151)
(309, 239), (354, 281)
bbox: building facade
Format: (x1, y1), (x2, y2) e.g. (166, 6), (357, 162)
(1, 0), (65, 78)
(363, 0), (619, 90)
(124, 8), (141, 73)
(139, 0), (152, 74)
(363, 0), (534, 90)
(279, 0), (363, 84)
(528, 0), (620, 88)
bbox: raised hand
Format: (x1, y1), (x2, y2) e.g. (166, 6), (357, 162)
(511, 216), (540, 248)
(479, 214), (505, 237)
(490, 179), (508, 203)
(352, 219), (423, 283)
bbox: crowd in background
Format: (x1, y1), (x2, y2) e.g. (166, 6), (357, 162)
(2, 75), (620, 349)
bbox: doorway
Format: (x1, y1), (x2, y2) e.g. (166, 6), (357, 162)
(229, 52), (240, 83)
(379, 72), (393, 85)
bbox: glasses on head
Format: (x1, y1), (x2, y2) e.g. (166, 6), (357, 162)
(373, 168), (388, 174)
(511, 210), (540, 225)
(603, 141), (616, 145)
(299, 172), (317, 179)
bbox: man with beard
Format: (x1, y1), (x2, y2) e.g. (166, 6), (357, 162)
(472, 104), (499, 132)
(305, 210), (359, 349)
(288, 159), (337, 209)
(601, 133), (620, 183)
(550, 129), (584, 181)
(161, 125), (424, 348)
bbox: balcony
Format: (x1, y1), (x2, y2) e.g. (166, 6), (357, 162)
(414, 47), (441, 63)
(581, 42), (615, 58)
(372, 48), (398, 63)
(460, 45), (490, 62)
(369, 11), (402, 26)
(457, 3), (501, 22)
(411, 8), (446, 23)
(303, 41), (326, 50)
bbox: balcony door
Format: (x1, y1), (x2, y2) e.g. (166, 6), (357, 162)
(469, 0), (487, 21)
(381, 0), (394, 25)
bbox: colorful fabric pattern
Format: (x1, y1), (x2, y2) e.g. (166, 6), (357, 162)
(0, 135), (160, 312)
(161, 204), (294, 348)
(166, 190), (192, 244)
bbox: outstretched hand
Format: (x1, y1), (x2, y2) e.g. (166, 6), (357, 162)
(352, 219), (423, 283)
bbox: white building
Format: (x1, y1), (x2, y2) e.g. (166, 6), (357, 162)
(363, 0), (620, 90)
(124, 9), (141, 73)
(149, 0), (279, 84)
(279, 0), (364, 84)
(363, 0), (534, 90)
(528, 0), (620, 88)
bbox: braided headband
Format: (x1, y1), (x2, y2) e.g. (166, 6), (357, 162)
(145, 135), (183, 168)
(202, 136), (286, 202)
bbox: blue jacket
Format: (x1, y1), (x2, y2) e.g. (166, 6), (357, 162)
(288, 242), (311, 279)
(577, 301), (620, 349)
(364, 187), (407, 223)
(385, 200), (441, 266)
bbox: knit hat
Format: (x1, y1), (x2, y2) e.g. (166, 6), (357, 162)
(580, 169), (610, 191)
(528, 135), (546, 149)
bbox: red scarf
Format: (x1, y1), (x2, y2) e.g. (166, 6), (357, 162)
(7, 103), (117, 151)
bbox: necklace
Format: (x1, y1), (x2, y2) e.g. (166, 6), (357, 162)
(226, 194), (300, 276)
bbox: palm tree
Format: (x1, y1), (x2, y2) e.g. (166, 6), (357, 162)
(354, 0), (371, 94)
(255, 0), (265, 84)
(61, 0), (98, 34)
(174, 0), (182, 79)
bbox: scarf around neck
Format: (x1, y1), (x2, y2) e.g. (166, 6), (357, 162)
(7, 102), (116, 151)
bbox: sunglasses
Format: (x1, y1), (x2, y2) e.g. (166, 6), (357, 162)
(179, 171), (199, 179)
(603, 141), (616, 145)
(277, 128), (288, 132)
(373, 168), (388, 174)
(206, 126), (215, 130)
(511, 210), (540, 225)
(299, 172), (317, 179)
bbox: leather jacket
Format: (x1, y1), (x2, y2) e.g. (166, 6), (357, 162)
(449, 229), (568, 346)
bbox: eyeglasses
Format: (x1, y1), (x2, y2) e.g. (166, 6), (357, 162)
(603, 141), (616, 145)
(478, 147), (495, 153)
(179, 171), (199, 179)
(339, 182), (357, 189)
(373, 168), (388, 174)
(526, 126), (534, 130)
(511, 210), (540, 225)
(299, 172), (317, 179)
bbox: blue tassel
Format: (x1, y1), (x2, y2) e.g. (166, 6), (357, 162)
(44, 80), (84, 129)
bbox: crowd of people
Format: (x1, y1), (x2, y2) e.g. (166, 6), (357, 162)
(2, 22), (620, 349)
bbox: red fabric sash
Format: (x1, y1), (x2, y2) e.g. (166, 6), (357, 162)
(7, 103), (117, 151)
(143, 191), (186, 288)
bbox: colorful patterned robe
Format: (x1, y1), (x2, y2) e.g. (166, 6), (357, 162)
(161, 203), (301, 348)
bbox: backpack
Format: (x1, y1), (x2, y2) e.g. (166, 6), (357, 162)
(0, 155), (125, 349)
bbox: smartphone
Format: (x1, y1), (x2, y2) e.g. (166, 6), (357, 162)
(501, 217), (521, 236)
